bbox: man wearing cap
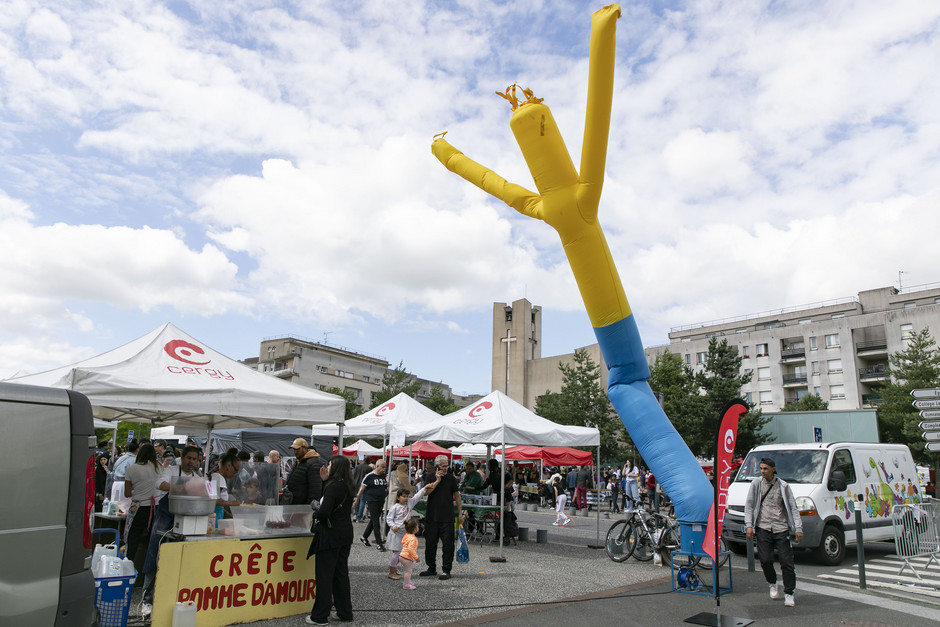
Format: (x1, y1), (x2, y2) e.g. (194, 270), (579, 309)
(745, 457), (803, 608)
(286, 438), (323, 506)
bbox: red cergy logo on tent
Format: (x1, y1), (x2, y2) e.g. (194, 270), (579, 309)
(163, 340), (211, 365)
(364, 402), (396, 424)
(467, 401), (493, 419)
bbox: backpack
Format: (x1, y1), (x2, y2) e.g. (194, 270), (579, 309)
(503, 510), (519, 539)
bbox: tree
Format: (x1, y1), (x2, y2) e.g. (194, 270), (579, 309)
(325, 387), (362, 420)
(534, 348), (626, 462)
(781, 394), (829, 412)
(422, 384), (461, 415)
(370, 361), (421, 409)
(877, 328), (940, 463)
(648, 339), (773, 458)
(95, 422), (151, 447)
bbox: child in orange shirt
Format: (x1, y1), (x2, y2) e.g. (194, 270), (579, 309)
(399, 518), (420, 590)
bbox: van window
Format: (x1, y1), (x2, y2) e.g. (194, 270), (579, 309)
(831, 449), (856, 483)
(735, 449), (829, 484)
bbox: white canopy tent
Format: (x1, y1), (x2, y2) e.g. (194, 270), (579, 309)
(342, 439), (385, 458)
(311, 392), (440, 459)
(450, 443), (490, 459)
(9, 323), (345, 430)
(407, 390), (601, 560)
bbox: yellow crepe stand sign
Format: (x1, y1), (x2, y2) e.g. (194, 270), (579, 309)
(152, 537), (316, 627)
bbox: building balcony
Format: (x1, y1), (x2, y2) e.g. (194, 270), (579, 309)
(856, 339), (888, 356)
(271, 368), (297, 379)
(859, 367), (889, 381)
(782, 374), (808, 386)
(862, 393), (883, 406)
(781, 347), (806, 361)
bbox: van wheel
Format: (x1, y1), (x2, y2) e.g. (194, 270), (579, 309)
(815, 525), (845, 565)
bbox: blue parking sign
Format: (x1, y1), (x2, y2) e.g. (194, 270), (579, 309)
(813, 426), (822, 442)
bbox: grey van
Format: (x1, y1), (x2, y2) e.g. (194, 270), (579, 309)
(0, 382), (98, 626)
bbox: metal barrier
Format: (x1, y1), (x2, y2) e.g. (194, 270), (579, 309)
(891, 501), (940, 579)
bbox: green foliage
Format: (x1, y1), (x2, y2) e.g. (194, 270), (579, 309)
(325, 387), (362, 420)
(94, 422), (151, 447)
(370, 361), (421, 409)
(534, 348), (625, 462)
(781, 394), (829, 412)
(422, 384), (461, 415)
(877, 328), (940, 464)
(648, 338), (773, 458)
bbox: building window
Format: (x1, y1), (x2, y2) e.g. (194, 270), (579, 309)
(759, 391), (773, 405)
(904, 302), (916, 309)
(811, 361), (819, 375)
(742, 345), (750, 359)
(798, 319), (812, 325)
(345, 387), (361, 400)
(684, 354), (691, 365)
(831, 313), (845, 319)
(825, 333), (840, 348)
(317, 365), (329, 373)
(830, 384), (845, 399)
(793, 365), (807, 378)
(756, 343), (769, 357)
(901, 323), (914, 340)
(745, 392), (753, 404)
(809, 336), (817, 350)
(362, 376), (370, 383)
(814, 386), (821, 396)
(696, 352), (708, 364)
(827, 359), (842, 374)
(758, 367), (771, 380)
(795, 389), (808, 400)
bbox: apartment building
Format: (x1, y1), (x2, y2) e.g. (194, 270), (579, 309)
(246, 335), (471, 414)
(492, 284), (940, 413)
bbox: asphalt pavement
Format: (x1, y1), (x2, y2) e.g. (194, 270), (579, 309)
(127, 503), (940, 627)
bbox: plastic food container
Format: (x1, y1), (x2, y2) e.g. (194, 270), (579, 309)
(168, 495), (216, 516)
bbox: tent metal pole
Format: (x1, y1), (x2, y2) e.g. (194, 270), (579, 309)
(338, 424), (344, 453)
(490, 429), (507, 563)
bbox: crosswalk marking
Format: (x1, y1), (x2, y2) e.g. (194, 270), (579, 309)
(817, 553), (940, 598)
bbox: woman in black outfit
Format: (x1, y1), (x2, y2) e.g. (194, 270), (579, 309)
(306, 455), (355, 625)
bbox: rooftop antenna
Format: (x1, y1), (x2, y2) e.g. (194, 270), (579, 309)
(322, 331), (333, 345)
(898, 270), (908, 292)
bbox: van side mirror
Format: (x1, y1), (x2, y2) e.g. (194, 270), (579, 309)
(828, 469), (847, 492)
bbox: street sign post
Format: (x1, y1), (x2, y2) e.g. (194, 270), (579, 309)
(813, 426), (822, 443)
(912, 388), (940, 399)
(921, 410), (940, 420)
(926, 442), (940, 453)
(923, 432), (940, 442)
(913, 399), (940, 410)
(920, 421), (940, 432)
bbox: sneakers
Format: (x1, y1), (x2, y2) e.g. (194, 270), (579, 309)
(359, 536), (371, 547)
(403, 583), (417, 590)
(376, 543), (386, 552)
(331, 611), (354, 622)
(552, 521), (560, 526)
(304, 617), (328, 626)
(418, 568), (438, 577)
(562, 519), (572, 526)
(784, 594), (794, 607)
(438, 572), (451, 580)
(140, 602), (152, 618)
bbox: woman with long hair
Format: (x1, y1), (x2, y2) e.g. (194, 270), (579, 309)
(386, 462), (413, 513)
(123, 443), (162, 562)
(306, 455), (355, 625)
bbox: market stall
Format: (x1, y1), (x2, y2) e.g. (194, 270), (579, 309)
(10, 323), (345, 627)
(407, 390), (600, 559)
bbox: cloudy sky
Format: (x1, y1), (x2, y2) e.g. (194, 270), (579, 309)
(2, 0), (938, 397)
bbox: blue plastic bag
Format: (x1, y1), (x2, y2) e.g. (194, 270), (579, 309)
(456, 527), (470, 563)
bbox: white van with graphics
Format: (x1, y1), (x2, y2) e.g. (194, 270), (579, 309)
(722, 442), (922, 565)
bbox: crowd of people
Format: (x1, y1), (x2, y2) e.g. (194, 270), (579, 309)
(93, 437), (686, 624)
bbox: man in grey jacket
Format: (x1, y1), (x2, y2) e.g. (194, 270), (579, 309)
(744, 457), (803, 608)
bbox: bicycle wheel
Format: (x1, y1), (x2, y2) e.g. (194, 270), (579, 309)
(660, 525), (681, 561)
(631, 525), (654, 561)
(605, 519), (634, 562)
(693, 537), (730, 569)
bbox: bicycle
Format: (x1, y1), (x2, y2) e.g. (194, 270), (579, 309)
(605, 506), (680, 562)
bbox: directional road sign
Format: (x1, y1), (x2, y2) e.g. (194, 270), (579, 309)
(926, 442), (940, 453)
(921, 410), (940, 420)
(914, 399), (940, 410)
(924, 432), (940, 442)
(912, 388), (940, 399)
(921, 421), (940, 432)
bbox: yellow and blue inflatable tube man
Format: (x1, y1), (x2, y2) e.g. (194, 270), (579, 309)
(432, 4), (712, 524)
